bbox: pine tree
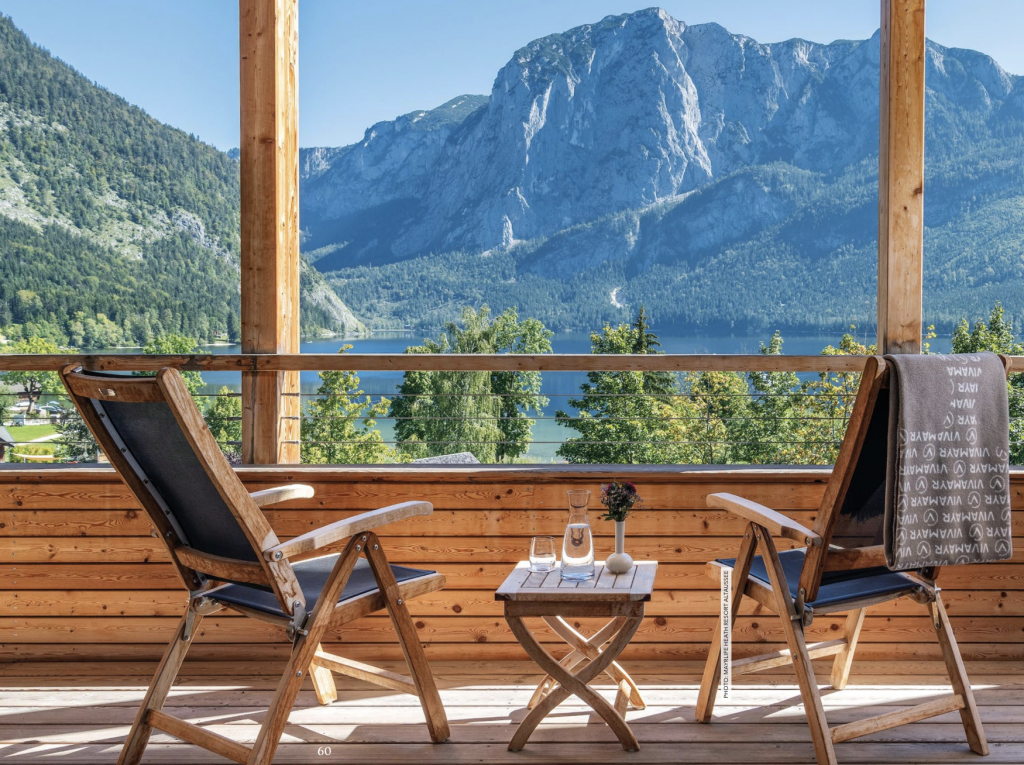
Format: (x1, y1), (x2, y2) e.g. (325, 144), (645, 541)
(556, 307), (697, 464)
(301, 346), (398, 465)
(951, 303), (1024, 463)
(733, 331), (803, 464)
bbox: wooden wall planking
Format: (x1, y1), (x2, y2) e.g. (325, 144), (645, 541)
(1, 466), (1022, 663)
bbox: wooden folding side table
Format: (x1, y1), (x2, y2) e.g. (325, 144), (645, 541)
(495, 560), (658, 752)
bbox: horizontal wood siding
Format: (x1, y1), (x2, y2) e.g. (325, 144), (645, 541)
(1, 466), (1022, 662)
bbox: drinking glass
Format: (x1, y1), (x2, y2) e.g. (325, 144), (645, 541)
(561, 489), (595, 581)
(529, 536), (557, 572)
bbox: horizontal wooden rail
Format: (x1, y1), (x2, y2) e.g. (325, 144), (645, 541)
(0, 354), (253, 373)
(3, 352), (1019, 374)
(0, 352), (880, 373)
(256, 354), (880, 373)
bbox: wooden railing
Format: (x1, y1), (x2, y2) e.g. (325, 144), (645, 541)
(0, 353), (878, 372)
(2, 352), (1023, 662)
(2, 353), (1021, 464)
(3, 352), (1020, 373)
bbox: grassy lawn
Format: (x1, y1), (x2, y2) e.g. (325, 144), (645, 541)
(5, 423), (57, 442)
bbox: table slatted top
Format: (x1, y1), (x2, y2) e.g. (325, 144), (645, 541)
(495, 561), (657, 602)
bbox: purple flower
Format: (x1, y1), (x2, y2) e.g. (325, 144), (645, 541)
(599, 480), (643, 522)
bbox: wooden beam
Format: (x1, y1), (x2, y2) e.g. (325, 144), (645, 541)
(239, 0), (301, 464)
(829, 693), (964, 744)
(312, 650), (418, 695)
(878, 0), (927, 354)
(6, 353), (1024, 374)
(147, 709), (252, 764)
(246, 353), (871, 374)
(730, 639), (847, 676)
(0, 353), (874, 374)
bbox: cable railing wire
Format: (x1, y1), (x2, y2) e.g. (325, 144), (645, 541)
(7, 373), (1024, 465)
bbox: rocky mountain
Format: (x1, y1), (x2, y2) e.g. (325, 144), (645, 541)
(0, 14), (364, 347)
(301, 8), (1024, 332)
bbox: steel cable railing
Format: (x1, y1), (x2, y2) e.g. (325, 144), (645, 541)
(5, 364), (1022, 466)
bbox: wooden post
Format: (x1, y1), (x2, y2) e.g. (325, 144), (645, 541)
(878, 0), (927, 354)
(239, 0), (301, 464)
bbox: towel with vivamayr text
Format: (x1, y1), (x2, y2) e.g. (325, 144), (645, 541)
(883, 352), (1012, 569)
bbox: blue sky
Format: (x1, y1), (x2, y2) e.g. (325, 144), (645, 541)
(0, 1), (1020, 150)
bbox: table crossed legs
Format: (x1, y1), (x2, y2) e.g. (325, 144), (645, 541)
(528, 616), (646, 714)
(505, 613), (645, 751)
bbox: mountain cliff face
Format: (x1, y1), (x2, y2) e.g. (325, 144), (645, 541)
(302, 8), (1024, 332)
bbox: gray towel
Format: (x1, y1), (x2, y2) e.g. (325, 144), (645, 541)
(884, 352), (1012, 570)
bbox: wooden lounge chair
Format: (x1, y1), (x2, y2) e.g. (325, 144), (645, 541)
(59, 366), (450, 765)
(696, 355), (992, 765)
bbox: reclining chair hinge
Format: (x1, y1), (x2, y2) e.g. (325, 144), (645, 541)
(182, 609), (198, 642)
(286, 600), (310, 642)
(795, 587), (811, 625)
(182, 594), (220, 642)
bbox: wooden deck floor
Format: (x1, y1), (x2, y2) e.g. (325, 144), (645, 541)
(1, 660), (1022, 763)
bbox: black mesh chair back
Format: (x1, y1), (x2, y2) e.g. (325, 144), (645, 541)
(799, 357), (905, 601)
(829, 385), (890, 550)
(95, 391), (256, 561)
(60, 366), (298, 605)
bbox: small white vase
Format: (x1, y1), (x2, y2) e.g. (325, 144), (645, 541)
(605, 520), (633, 574)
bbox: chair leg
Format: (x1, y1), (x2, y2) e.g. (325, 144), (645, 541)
(785, 617), (838, 765)
(757, 525), (837, 765)
(364, 534), (450, 743)
(830, 608), (866, 690)
(248, 636), (320, 765)
(697, 523), (758, 723)
(118, 608), (205, 765)
(310, 642), (339, 705)
(931, 594), (989, 756)
(248, 539), (363, 765)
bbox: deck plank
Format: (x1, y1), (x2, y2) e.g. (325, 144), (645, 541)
(0, 661), (1021, 764)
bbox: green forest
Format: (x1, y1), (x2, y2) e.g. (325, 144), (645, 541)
(325, 148), (1024, 335)
(0, 218), (242, 346)
(0, 14), (357, 346)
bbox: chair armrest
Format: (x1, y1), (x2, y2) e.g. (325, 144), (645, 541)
(263, 500), (433, 561)
(707, 492), (821, 547)
(249, 484), (315, 508)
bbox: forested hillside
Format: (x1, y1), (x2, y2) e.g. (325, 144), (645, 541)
(0, 14), (363, 346)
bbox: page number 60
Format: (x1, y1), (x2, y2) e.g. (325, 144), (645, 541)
(317, 746), (332, 756)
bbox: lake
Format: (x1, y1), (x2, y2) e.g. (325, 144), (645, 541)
(90, 329), (954, 462)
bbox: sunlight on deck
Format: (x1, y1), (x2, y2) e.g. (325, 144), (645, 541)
(1, 661), (1021, 764)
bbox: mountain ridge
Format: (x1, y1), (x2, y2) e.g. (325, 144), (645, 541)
(299, 8), (1024, 332)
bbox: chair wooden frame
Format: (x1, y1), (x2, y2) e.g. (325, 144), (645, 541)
(59, 366), (450, 765)
(695, 355), (1000, 765)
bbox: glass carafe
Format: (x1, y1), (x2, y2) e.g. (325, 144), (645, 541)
(561, 490), (595, 581)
